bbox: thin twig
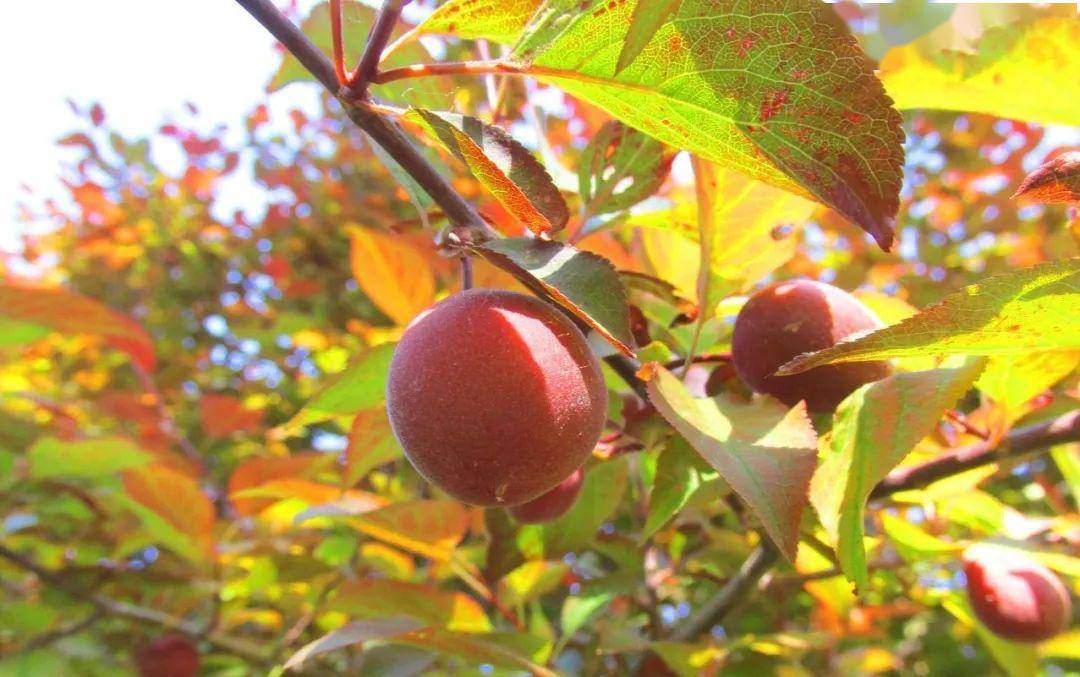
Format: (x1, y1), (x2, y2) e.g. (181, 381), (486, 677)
(604, 355), (648, 400)
(348, 0), (409, 96)
(460, 256), (474, 290)
(662, 352), (732, 371)
(330, 0), (348, 85)
(21, 609), (106, 652)
(0, 543), (269, 664)
(374, 59), (523, 84)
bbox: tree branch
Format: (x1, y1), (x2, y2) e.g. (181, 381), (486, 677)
(348, 0), (409, 95)
(605, 355), (648, 400)
(0, 543), (269, 664)
(233, 0), (338, 92)
(330, 0), (348, 85)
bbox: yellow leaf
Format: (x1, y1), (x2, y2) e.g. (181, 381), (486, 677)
(348, 225), (435, 326)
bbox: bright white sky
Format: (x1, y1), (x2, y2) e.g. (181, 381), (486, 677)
(0, 0), (327, 252)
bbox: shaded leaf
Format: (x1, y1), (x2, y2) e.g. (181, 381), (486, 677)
(412, 0), (539, 44)
(615, 0), (683, 75)
(642, 436), (717, 541)
(343, 408), (402, 487)
(811, 359), (984, 589)
(1012, 151), (1080, 205)
(27, 437), (150, 479)
(227, 453), (334, 516)
(475, 237), (634, 355)
(405, 108), (568, 236)
(780, 259), (1080, 375)
(943, 595), (1039, 677)
(643, 364), (818, 560)
(880, 17), (1080, 126)
(200, 393), (264, 438)
(330, 579), (491, 632)
(122, 464), (214, 563)
(579, 122), (674, 219)
(394, 628), (553, 674)
(284, 617), (423, 671)
(0, 281), (155, 371)
(284, 342), (396, 430)
(512, 0), (904, 248)
(348, 499), (471, 561)
(348, 225), (436, 326)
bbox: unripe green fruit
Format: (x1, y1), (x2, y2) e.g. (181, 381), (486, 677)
(509, 467), (584, 523)
(136, 634), (199, 677)
(964, 545), (1071, 643)
(386, 289), (607, 506)
(731, 279), (890, 412)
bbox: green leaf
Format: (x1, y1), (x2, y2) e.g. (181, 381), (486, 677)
(284, 342), (396, 431)
(578, 121), (673, 218)
(644, 364), (818, 560)
(976, 351), (1080, 415)
(412, 0), (540, 44)
(404, 108), (569, 236)
(347, 499), (471, 561)
(943, 595), (1039, 677)
(811, 359), (984, 589)
(1051, 444), (1080, 509)
(284, 617), (424, 672)
(559, 585), (615, 643)
(615, 0), (683, 75)
(27, 437), (151, 479)
(880, 512), (963, 563)
(518, 456), (630, 558)
(329, 579), (492, 632)
(642, 436), (717, 541)
(780, 259), (1080, 375)
(0, 317), (48, 348)
(475, 238), (635, 356)
(498, 560), (569, 605)
(880, 17), (1080, 126)
(395, 629), (553, 674)
(512, 0), (904, 248)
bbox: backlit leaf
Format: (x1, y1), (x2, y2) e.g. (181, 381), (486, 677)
(475, 237), (635, 355)
(976, 351), (1080, 416)
(880, 513), (963, 563)
(284, 342), (396, 430)
(348, 225), (436, 326)
(343, 408), (402, 487)
(348, 499), (472, 561)
(200, 393), (264, 438)
(512, 0), (904, 248)
(642, 436), (717, 541)
(122, 464), (214, 564)
(1012, 151), (1080, 205)
(578, 121), (674, 218)
(412, 0), (539, 44)
(404, 108), (569, 236)
(284, 617), (423, 671)
(1050, 444), (1080, 509)
(780, 259), (1080, 375)
(227, 453), (334, 516)
(27, 437), (150, 479)
(643, 364), (818, 560)
(879, 17), (1080, 126)
(811, 359), (984, 589)
(330, 579), (491, 632)
(615, 0), (683, 75)
(0, 281), (155, 371)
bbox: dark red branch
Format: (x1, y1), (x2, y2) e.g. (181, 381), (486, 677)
(330, 0), (348, 85)
(348, 0), (409, 95)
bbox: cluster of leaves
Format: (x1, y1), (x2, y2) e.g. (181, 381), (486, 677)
(1, 1), (1078, 675)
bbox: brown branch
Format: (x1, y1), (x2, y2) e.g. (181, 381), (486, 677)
(330, 0), (348, 85)
(347, 0), (409, 95)
(871, 408), (1080, 500)
(0, 543), (269, 664)
(605, 355), (649, 400)
(663, 352), (732, 370)
(460, 256), (474, 290)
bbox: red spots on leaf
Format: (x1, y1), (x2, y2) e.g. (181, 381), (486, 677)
(759, 89), (791, 123)
(844, 110), (867, 125)
(790, 69), (808, 81)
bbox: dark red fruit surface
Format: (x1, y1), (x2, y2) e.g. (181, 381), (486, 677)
(136, 634), (199, 677)
(386, 289), (607, 506)
(731, 279), (890, 412)
(509, 467), (584, 523)
(964, 545), (1071, 643)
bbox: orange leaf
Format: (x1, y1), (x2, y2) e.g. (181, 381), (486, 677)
(228, 453), (334, 516)
(123, 464), (214, 561)
(1013, 151), (1080, 205)
(343, 409), (402, 488)
(348, 500), (472, 561)
(200, 394), (264, 438)
(348, 226), (436, 326)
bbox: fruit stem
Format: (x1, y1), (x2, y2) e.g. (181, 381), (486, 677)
(460, 255), (473, 290)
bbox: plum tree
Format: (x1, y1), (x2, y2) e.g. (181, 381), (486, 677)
(963, 545), (1072, 643)
(731, 279), (890, 412)
(386, 289), (607, 506)
(136, 634), (199, 677)
(509, 467), (584, 523)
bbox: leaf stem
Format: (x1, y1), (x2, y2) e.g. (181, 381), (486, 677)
(374, 60), (524, 84)
(330, 0), (349, 85)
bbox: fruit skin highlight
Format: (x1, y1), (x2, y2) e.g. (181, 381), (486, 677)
(386, 289), (607, 507)
(963, 545), (1072, 643)
(136, 634), (200, 677)
(509, 467), (584, 523)
(731, 279), (890, 412)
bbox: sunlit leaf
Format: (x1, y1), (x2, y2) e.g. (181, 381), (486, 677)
(976, 351), (1080, 416)
(348, 225), (436, 327)
(811, 359), (984, 589)
(227, 453), (334, 516)
(200, 393), (264, 438)
(27, 436), (150, 479)
(642, 436), (717, 541)
(578, 121), (674, 218)
(643, 364), (818, 560)
(348, 499), (471, 561)
(121, 464), (214, 564)
(880, 513), (963, 563)
(404, 108), (569, 236)
(284, 617), (423, 671)
(0, 281), (155, 371)
(475, 238), (635, 355)
(796, 540), (855, 616)
(880, 17), (1080, 126)
(343, 408), (402, 487)
(498, 560), (569, 606)
(1013, 151), (1080, 205)
(284, 342), (396, 430)
(330, 579), (491, 632)
(1050, 444), (1080, 509)
(411, 0), (539, 44)
(512, 0), (904, 248)
(780, 259), (1080, 374)
(615, 0), (683, 75)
